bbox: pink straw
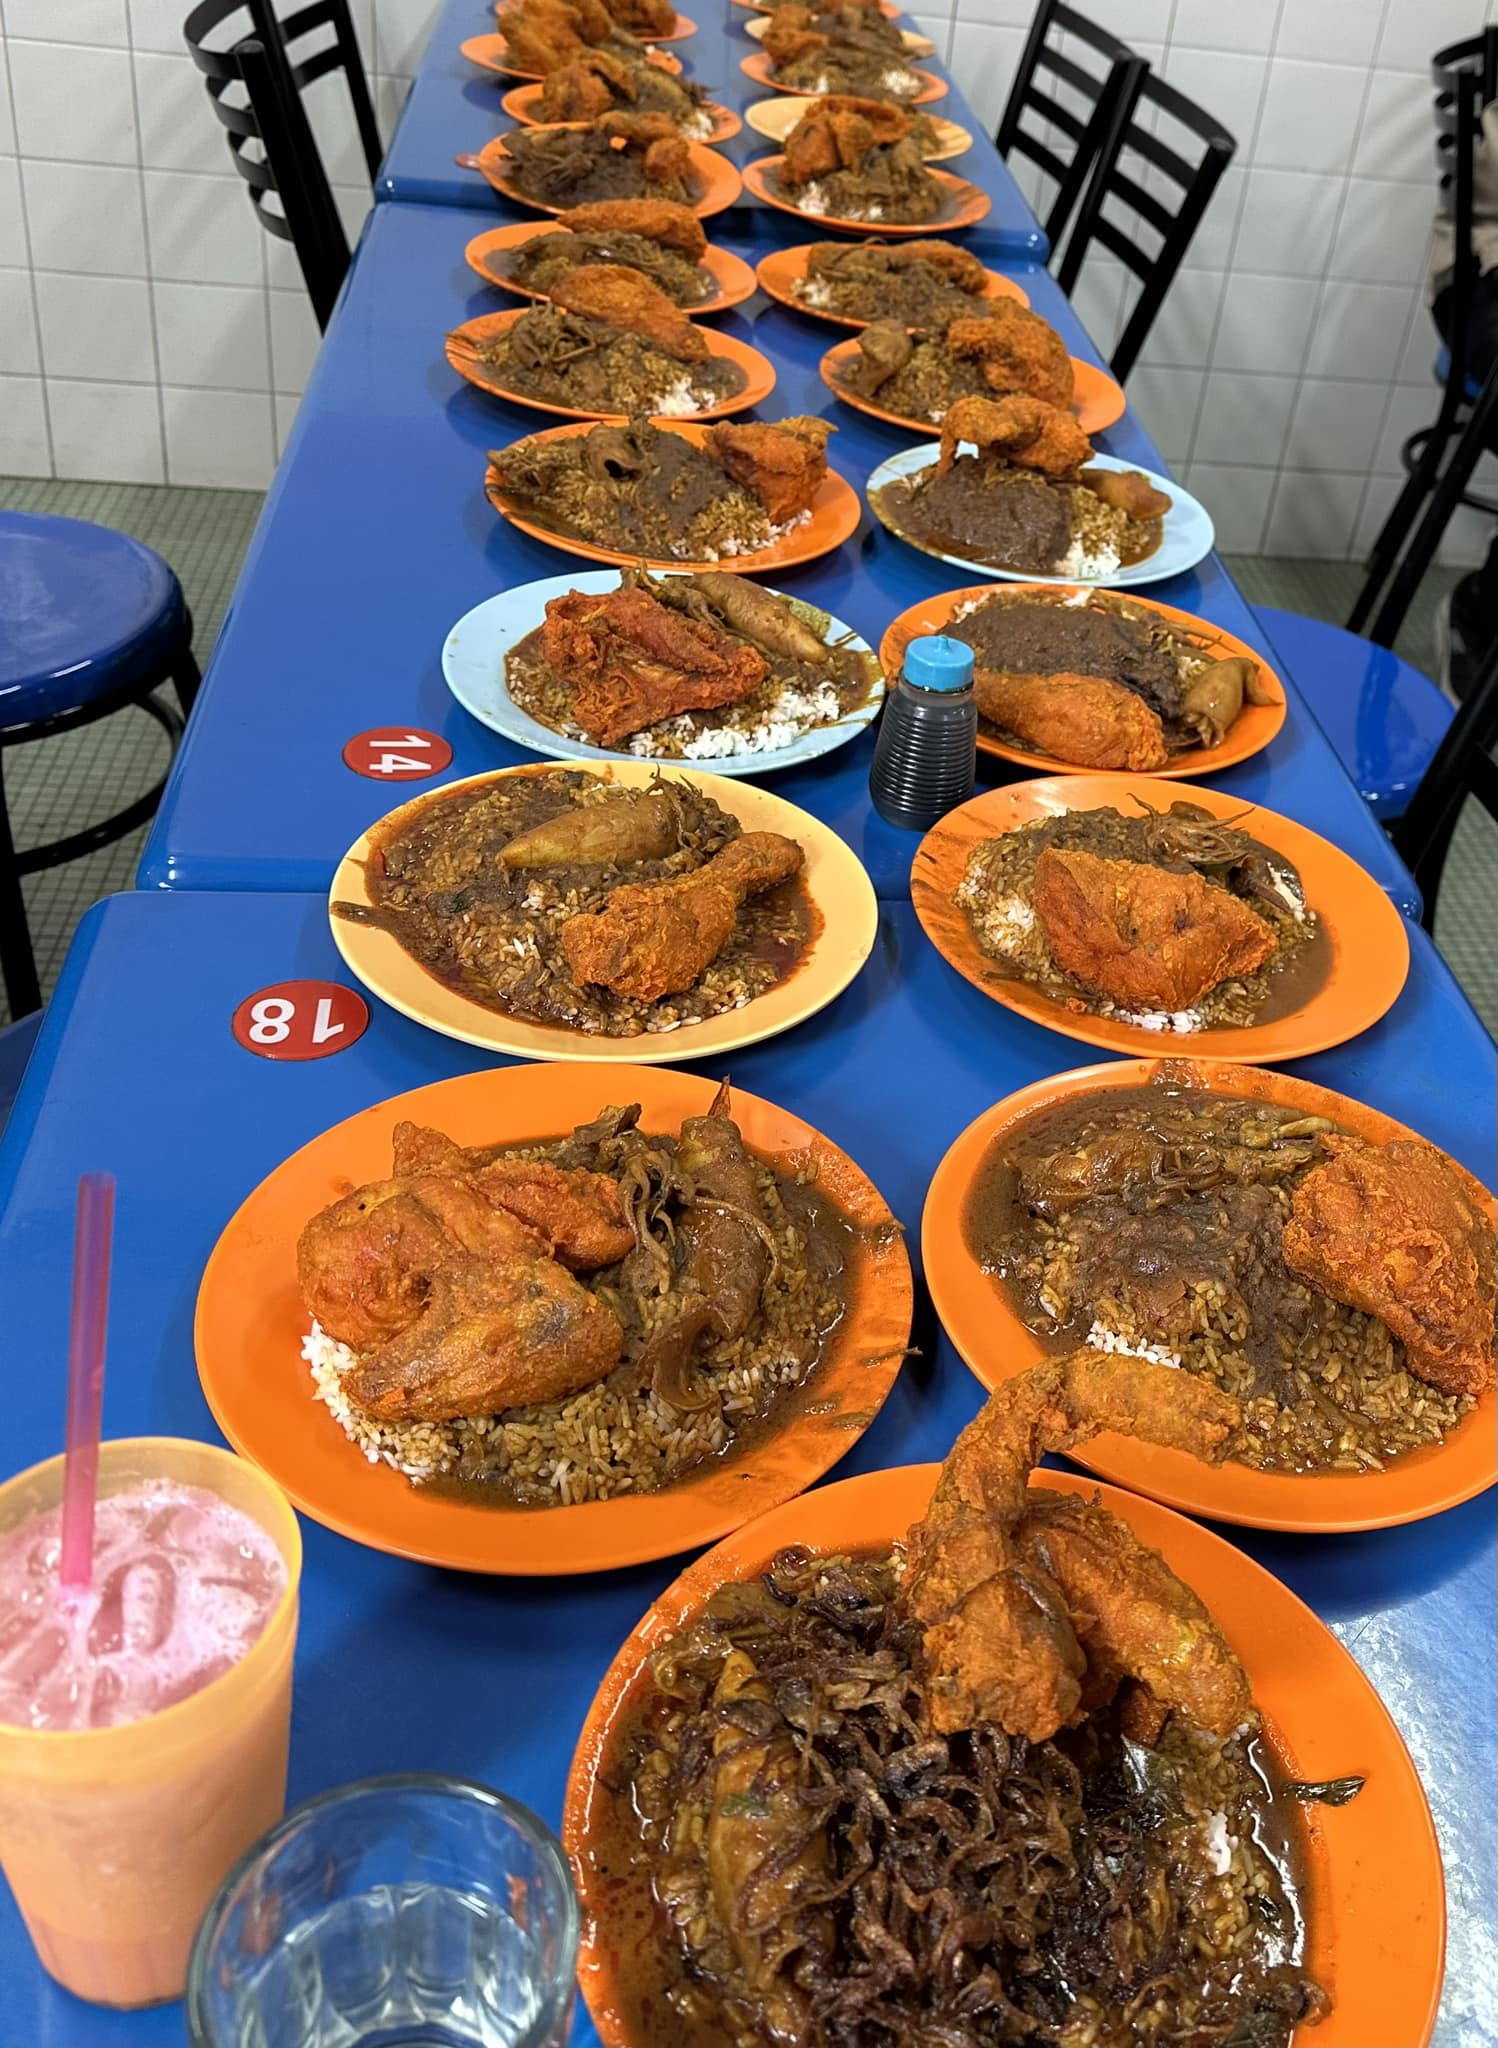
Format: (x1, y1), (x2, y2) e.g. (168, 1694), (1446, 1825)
(59, 1173), (115, 1594)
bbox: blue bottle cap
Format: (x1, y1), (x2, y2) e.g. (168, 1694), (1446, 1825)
(903, 634), (974, 692)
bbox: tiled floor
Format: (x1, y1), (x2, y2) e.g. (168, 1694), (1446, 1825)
(1, 476), (1494, 1038)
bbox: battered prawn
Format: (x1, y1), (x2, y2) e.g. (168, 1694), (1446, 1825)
(936, 392), (1092, 479)
(901, 1353), (1250, 1742)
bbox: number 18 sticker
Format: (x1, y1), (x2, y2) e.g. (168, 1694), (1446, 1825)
(343, 727), (453, 781)
(232, 981), (370, 1061)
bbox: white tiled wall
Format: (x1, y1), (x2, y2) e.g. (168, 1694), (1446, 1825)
(934, 0), (1498, 563)
(0, 0), (440, 487)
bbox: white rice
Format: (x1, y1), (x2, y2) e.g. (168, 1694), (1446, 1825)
(684, 110), (714, 141)
(1055, 535), (1122, 579)
(627, 678), (844, 760)
(1115, 1005), (1207, 1034)
(1202, 1811), (1235, 1877)
(652, 374), (736, 418)
(952, 881), (1034, 954)
(1085, 1317), (1182, 1370)
(304, 1323), (453, 1481)
(795, 278), (834, 307)
(790, 182), (885, 221)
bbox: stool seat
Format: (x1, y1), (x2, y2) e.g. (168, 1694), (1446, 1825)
(0, 511), (189, 729)
(1253, 605), (1454, 822)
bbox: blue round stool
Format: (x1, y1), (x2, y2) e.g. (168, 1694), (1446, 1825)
(0, 511), (200, 1019)
(1251, 605), (1455, 824)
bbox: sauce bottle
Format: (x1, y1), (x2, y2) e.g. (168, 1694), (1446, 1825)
(869, 633), (977, 829)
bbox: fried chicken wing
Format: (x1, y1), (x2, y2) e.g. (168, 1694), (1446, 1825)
(560, 830), (805, 1000)
(538, 49), (635, 120)
(901, 1354), (1246, 1742)
(540, 585), (767, 745)
(390, 1120), (635, 1270)
(974, 666), (1169, 771)
(762, 12), (829, 66)
(559, 197), (707, 257)
(549, 262), (708, 359)
(781, 99), (912, 183)
(708, 416), (831, 523)
(936, 392), (1092, 479)
(947, 302), (1074, 409)
(609, 0), (677, 34)
(1282, 1134), (1497, 1396)
(1034, 845), (1277, 1014)
(500, 0), (600, 70)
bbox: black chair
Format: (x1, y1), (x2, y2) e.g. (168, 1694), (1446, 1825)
(1349, 35), (1498, 643)
(183, 0), (382, 329)
(993, 0), (1147, 256)
(1053, 68), (1235, 383)
(1392, 634), (1498, 930)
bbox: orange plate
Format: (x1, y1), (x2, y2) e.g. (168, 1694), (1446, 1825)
(464, 31), (685, 79)
(464, 220), (757, 313)
(743, 153), (986, 235)
(564, 1464), (1446, 2048)
(485, 418), (863, 572)
(499, 80), (742, 142)
(740, 47), (947, 101)
(880, 584), (1287, 776)
(490, 4), (697, 36)
(475, 131), (741, 217)
(821, 338), (1125, 433)
(736, 0), (901, 13)
(446, 309), (774, 421)
(755, 241), (1028, 323)
(922, 1059), (1497, 1532)
(196, 1066), (913, 1576)
(910, 774), (1410, 1063)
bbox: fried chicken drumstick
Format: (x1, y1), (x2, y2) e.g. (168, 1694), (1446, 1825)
(560, 830), (805, 1000)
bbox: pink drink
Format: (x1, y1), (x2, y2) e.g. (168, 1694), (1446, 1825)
(0, 1441), (300, 2008)
(0, 1480), (286, 1733)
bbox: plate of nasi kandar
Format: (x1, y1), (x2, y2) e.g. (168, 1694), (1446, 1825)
(327, 760), (878, 1061)
(196, 1063), (912, 1574)
(442, 567), (885, 775)
(923, 1059), (1496, 1533)
(563, 1377), (1447, 2048)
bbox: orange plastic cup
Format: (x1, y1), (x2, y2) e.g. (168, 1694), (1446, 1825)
(0, 1438), (302, 2008)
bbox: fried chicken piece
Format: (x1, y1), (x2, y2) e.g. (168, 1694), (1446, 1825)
(1080, 466), (1172, 519)
(609, 0), (676, 34)
(1282, 1134), (1496, 1397)
(298, 1169), (624, 1420)
(549, 262), (708, 359)
(390, 1121), (635, 1270)
(1033, 845), (1277, 1014)
(560, 196), (707, 256)
(499, 0), (601, 70)
(781, 98), (913, 183)
(540, 585), (767, 745)
(936, 392), (1092, 479)
(973, 666), (1169, 771)
(763, 11), (829, 66)
(538, 49), (635, 120)
(708, 416), (831, 523)
(887, 238), (988, 289)
(560, 831), (805, 1000)
(902, 1353), (1246, 1742)
(947, 302), (1074, 409)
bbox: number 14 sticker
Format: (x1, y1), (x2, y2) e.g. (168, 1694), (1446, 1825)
(343, 727), (453, 780)
(232, 981), (370, 1061)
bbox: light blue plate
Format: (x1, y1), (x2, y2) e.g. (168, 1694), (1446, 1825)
(865, 447), (1216, 588)
(441, 568), (885, 777)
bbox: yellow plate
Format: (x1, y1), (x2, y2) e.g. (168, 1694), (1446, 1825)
(744, 93), (970, 159)
(328, 762), (879, 1062)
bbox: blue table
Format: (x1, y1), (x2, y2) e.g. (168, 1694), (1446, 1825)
(137, 201), (1422, 919)
(0, 888), (1493, 2045)
(377, 0), (1048, 257)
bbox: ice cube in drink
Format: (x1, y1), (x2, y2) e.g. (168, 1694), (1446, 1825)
(0, 1441), (300, 2009)
(0, 1480), (285, 1732)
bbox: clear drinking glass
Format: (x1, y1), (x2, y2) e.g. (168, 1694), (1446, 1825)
(186, 1773), (579, 2048)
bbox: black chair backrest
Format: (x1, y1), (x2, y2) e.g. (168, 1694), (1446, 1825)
(1054, 68), (1235, 383)
(1391, 636), (1498, 931)
(993, 0), (1147, 255)
(1429, 34), (1497, 408)
(182, 0), (381, 330)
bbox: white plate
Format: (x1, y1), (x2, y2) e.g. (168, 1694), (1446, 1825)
(441, 568), (886, 776)
(865, 446), (1216, 588)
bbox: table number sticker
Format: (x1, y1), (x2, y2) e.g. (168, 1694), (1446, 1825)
(342, 727), (453, 780)
(232, 981), (370, 1061)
